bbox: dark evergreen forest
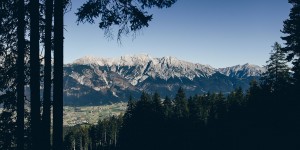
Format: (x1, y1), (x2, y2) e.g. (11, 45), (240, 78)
(63, 78), (300, 150)
(1, 0), (300, 150)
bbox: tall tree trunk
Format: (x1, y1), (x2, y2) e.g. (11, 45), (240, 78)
(53, 0), (63, 149)
(42, 0), (53, 149)
(17, 0), (25, 149)
(30, 0), (41, 149)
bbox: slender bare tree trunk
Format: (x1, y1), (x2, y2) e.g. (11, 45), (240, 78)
(53, 0), (63, 149)
(30, 0), (41, 149)
(42, 0), (53, 149)
(17, 0), (25, 149)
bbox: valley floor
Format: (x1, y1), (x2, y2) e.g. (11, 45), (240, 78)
(63, 102), (127, 126)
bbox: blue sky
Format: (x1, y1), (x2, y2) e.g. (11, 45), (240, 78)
(64, 0), (291, 68)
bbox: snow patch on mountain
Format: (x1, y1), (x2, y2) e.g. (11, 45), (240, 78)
(72, 54), (221, 85)
(64, 55), (266, 105)
(72, 54), (264, 80)
(218, 63), (266, 78)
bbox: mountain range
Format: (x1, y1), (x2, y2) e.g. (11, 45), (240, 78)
(63, 54), (265, 106)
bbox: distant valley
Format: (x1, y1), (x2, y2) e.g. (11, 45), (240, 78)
(63, 54), (265, 106)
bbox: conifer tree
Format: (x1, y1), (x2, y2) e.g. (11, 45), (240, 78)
(163, 96), (173, 119)
(281, 0), (300, 84)
(174, 87), (189, 119)
(63, 131), (75, 150)
(227, 87), (245, 126)
(188, 95), (200, 121)
(152, 92), (163, 115)
(235, 87), (245, 106)
(261, 42), (290, 92)
(246, 80), (262, 107)
(140, 91), (151, 102)
(214, 92), (226, 120)
(123, 94), (136, 123)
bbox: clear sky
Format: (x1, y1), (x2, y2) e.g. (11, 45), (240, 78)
(64, 0), (291, 68)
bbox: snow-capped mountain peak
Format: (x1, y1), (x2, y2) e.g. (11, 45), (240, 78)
(217, 63), (266, 78)
(64, 55), (265, 105)
(70, 55), (264, 86)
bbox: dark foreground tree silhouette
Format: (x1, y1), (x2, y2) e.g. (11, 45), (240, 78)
(281, 0), (300, 84)
(17, 0), (25, 150)
(281, 2), (300, 145)
(1, 1), (32, 149)
(1, 1), (19, 149)
(174, 87), (189, 119)
(261, 42), (290, 92)
(53, 0), (64, 149)
(17, 0), (25, 149)
(41, 0), (54, 149)
(2, 0), (178, 149)
(76, 0), (177, 40)
(29, 0), (41, 149)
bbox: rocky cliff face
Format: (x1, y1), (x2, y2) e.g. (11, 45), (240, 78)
(63, 54), (265, 106)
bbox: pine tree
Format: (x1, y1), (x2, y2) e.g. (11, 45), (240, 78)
(246, 80), (262, 107)
(214, 92), (227, 120)
(163, 96), (173, 119)
(123, 94), (136, 123)
(235, 87), (245, 106)
(261, 42), (290, 92)
(63, 130), (75, 150)
(152, 92), (163, 115)
(174, 87), (189, 119)
(140, 91), (151, 102)
(281, 0), (300, 85)
(188, 95), (200, 121)
(118, 95), (137, 150)
(227, 87), (245, 124)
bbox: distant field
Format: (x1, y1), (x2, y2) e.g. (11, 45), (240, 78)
(63, 102), (127, 126)
(0, 103), (127, 126)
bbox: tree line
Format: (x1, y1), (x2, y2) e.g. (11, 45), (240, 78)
(63, 64), (297, 150)
(63, 32), (300, 149)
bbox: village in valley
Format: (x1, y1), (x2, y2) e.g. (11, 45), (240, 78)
(63, 102), (127, 126)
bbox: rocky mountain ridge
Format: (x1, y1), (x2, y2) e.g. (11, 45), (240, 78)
(63, 54), (265, 106)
